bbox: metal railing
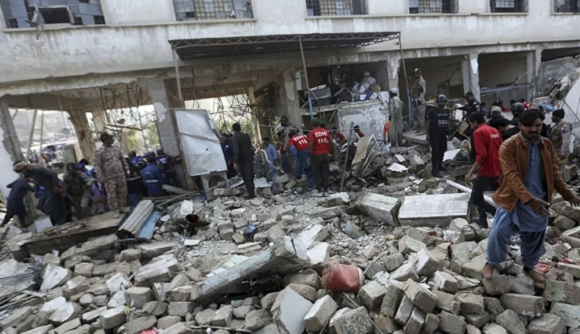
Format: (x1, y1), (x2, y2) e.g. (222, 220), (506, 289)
(490, 0), (528, 13)
(409, 0), (458, 13)
(173, 0), (253, 20)
(554, 0), (580, 13)
(1, 0), (105, 28)
(305, 0), (367, 16)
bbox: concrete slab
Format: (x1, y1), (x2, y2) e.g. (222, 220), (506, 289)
(403, 131), (428, 145)
(273, 287), (313, 334)
(398, 193), (470, 228)
(357, 192), (401, 226)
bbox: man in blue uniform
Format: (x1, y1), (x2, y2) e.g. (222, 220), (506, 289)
(141, 156), (165, 197)
(156, 148), (179, 187)
(1, 177), (34, 227)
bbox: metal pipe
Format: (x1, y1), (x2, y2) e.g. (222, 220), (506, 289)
(397, 34), (413, 129)
(39, 111), (44, 148)
(172, 48), (185, 108)
(298, 36), (314, 119)
(445, 179), (496, 207)
(26, 110), (38, 159)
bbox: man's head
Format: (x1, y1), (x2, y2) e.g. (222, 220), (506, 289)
(389, 88), (398, 98)
(354, 125), (360, 133)
(331, 127), (338, 133)
(157, 148), (164, 156)
(280, 116), (289, 127)
(66, 163), (76, 173)
(128, 151), (137, 159)
(512, 102), (525, 116)
(464, 91), (474, 103)
(288, 130), (296, 138)
(488, 116), (511, 133)
(100, 132), (114, 146)
(467, 112), (486, 130)
(552, 109), (565, 123)
(311, 118), (321, 128)
(146, 156), (156, 164)
(437, 94), (447, 109)
(414, 68), (421, 78)
(13, 160), (28, 174)
(232, 123), (242, 133)
(519, 109), (544, 141)
(262, 137), (270, 148)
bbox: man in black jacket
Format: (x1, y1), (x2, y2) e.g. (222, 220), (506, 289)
(1, 177), (34, 227)
(232, 123), (256, 199)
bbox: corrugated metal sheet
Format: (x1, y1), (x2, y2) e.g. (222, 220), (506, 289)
(117, 200), (155, 238)
(137, 211), (163, 240)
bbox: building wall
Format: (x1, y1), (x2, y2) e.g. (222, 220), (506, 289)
(0, 0), (579, 91)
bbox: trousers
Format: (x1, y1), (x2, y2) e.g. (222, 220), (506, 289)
(414, 102), (426, 129)
(105, 175), (127, 211)
(429, 130), (447, 171)
(486, 208), (546, 270)
(470, 176), (497, 227)
(239, 162), (255, 196)
(311, 153), (330, 192)
(128, 193), (140, 208)
(295, 150), (314, 189)
(1, 201), (26, 227)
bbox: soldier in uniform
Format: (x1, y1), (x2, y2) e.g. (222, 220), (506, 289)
(550, 109), (572, 176)
(94, 133), (130, 218)
(411, 68), (427, 134)
(426, 95), (451, 178)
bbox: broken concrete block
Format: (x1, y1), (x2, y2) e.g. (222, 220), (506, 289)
(21, 325), (53, 334)
(157, 316), (182, 330)
(495, 310), (526, 334)
(557, 262), (580, 278)
(153, 282), (171, 302)
(439, 311), (467, 334)
(404, 279), (438, 313)
(73, 263), (93, 277)
(334, 307), (373, 334)
(124, 287), (152, 308)
(119, 248), (142, 262)
(528, 314), (566, 334)
(308, 243), (330, 267)
(382, 253), (405, 271)
(142, 301), (168, 317)
(106, 273), (132, 293)
(391, 262), (420, 282)
(53, 319), (80, 334)
(160, 322), (194, 334)
(125, 316), (156, 334)
(138, 241), (178, 259)
(233, 305), (255, 319)
(555, 215), (576, 231)
(398, 193), (470, 227)
(463, 312), (490, 328)
(404, 307), (425, 334)
(358, 280), (388, 310)
(286, 283), (317, 302)
(508, 275), (535, 295)
(99, 306), (126, 330)
(550, 303), (580, 328)
(40, 264), (72, 292)
(48, 302), (80, 325)
(195, 309), (216, 326)
(169, 285), (193, 302)
(357, 193), (401, 226)
(168, 302), (194, 317)
(284, 269), (322, 290)
(381, 282), (405, 318)
(394, 296), (414, 325)
(544, 280), (580, 305)
(398, 236), (426, 255)
(135, 258), (178, 284)
(482, 275), (512, 296)
(416, 248), (440, 277)
(434, 291), (460, 315)
(364, 261), (386, 279)
(309, 207), (342, 220)
(271, 288), (313, 334)
(499, 294), (544, 317)
(434, 271), (459, 293)
(461, 254), (487, 280)
(457, 293), (485, 315)
(0, 307), (31, 329)
(344, 222), (366, 239)
(261, 292), (279, 310)
(245, 309), (272, 331)
(422, 313), (440, 334)
(168, 273), (191, 290)
(304, 295), (338, 332)
(482, 323), (508, 334)
(61, 276), (90, 298)
(212, 305), (233, 327)
(107, 291), (126, 308)
(254, 324), (280, 334)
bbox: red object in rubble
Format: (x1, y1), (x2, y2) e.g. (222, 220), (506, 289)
(322, 261), (362, 293)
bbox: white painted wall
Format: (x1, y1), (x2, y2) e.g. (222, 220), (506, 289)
(0, 0), (578, 91)
(101, 0), (177, 25)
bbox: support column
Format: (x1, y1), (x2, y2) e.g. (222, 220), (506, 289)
(462, 52), (481, 101)
(92, 108), (108, 133)
(386, 53), (401, 92)
(68, 109), (95, 161)
(528, 47), (544, 99)
(279, 68), (304, 129)
(0, 95), (23, 199)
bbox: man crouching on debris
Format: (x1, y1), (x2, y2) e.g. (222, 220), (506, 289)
(484, 109), (580, 283)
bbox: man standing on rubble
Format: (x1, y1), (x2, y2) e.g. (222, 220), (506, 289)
(388, 88), (404, 147)
(261, 137), (278, 179)
(411, 68), (427, 134)
(232, 123), (256, 199)
(308, 118), (334, 197)
(426, 95), (451, 178)
(141, 156), (165, 197)
(280, 116), (298, 172)
(289, 130), (314, 189)
(465, 112), (503, 228)
(484, 109), (580, 283)
(94, 133), (130, 218)
(550, 109), (572, 176)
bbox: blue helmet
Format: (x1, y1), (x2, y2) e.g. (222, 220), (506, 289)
(145, 151), (155, 158)
(136, 156), (144, 164)
(157, 148), (164, 155)
(76, 163), (86, 170)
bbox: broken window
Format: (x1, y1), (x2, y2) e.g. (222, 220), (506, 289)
(0, 0), (105, 29)
(173, 0), (253, 20)
(305, 0), (367, 16)
(554, 0), (580, 13)
(409, 0), (458, 14)
(490, 0), (528, 13)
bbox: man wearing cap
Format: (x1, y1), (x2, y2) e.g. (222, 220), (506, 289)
(388, 88), (404, 147)
(411, 69), (427, 134)
(156, 148), (179, 187)
(459, 91), (481, 117)
(94, 133), (130, 218)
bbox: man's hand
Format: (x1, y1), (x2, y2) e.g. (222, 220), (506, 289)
(527, 198), (550, 218)
(234, 163), (239, 171)
(569, 197), (580, 207)
(465, 171), (474, 183)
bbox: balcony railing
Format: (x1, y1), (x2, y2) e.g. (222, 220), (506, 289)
(554, 0), (580, 13)
(490, 0), (528, 13)
(1, 0), (105, 28)
(409, 0), (458, 14)
(173, 0), (253, 20)
(305, 0), (367, 16)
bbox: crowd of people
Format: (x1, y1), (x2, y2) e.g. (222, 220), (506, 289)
(3, 132), (179, 228)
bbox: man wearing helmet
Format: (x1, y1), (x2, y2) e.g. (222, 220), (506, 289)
(387, 88), (404, 147)
(411, 69), (427, 134)
(156, 148), (180, 187)
(426, 95), (451, 177)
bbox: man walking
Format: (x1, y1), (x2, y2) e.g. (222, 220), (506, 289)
(411, 68), (427, 133)
(550, 109), (571, 175)
(388, 88), (405, 147)
(426, 95), (451, 178)
(465, 112), (503, 227)
(232, 123), (256, 199)
(308, 118), (334, 196)
(94, 133), (130, 218)
(289, 130), (314, 189)
(484, 109), (580, 283)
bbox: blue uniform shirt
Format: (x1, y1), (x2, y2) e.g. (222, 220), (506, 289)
(141, 164), (165, 196)
(265, 144), (277, 166)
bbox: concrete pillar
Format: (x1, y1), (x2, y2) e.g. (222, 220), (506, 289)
(528, 47), (545, 99)
(462, 53), (481, 101)
(0, 96), (23, 199)
(67, 109), (95, 162)
(386, 53), (401, 92)
(279, 68), (304, 129)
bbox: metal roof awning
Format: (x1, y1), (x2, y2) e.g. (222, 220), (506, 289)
(169, 32), (400, 60)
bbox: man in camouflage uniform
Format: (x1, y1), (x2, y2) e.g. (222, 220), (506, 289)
(94, 133), (130, 217)
(550, 109), (572, 176)
(412, 68), (427, 134)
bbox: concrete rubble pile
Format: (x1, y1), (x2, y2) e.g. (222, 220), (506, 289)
(2, 147), (580, 334)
